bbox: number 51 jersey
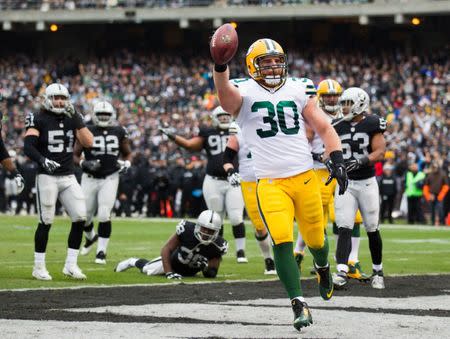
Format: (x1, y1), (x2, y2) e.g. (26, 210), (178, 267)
(233, 77), (312, 179)
(83, 124), (128, 178)
(25, 110), (81, 176)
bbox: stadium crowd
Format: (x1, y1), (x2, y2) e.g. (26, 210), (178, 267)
(0, 48), (448, 223)
(1, 0), (373, 10)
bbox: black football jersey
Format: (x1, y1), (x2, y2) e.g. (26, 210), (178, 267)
(25, 110), (83, 176)
(198, 127), (237, 178)
(171, 220), (228, 276)
(83, 124), (128, 178)
(333, 114), (386, 180)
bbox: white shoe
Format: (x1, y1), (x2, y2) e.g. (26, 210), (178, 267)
(63, 264), (87, 280)
(371, 272), (385, 289)
(80, 234), (98, 256)
(236, 250), (248, 263)
(32, 265), (52, 281)
(115, 258), (137, 272)
(95, 251), (106, 265)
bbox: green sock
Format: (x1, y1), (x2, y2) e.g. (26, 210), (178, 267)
(352, 223), (361, 237)
(308, 233), (329, 267)
(273, 242), (302, 299)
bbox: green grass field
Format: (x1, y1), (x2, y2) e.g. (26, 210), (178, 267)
(1, 215), (450, 290)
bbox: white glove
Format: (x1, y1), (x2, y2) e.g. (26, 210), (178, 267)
(14, 173), (25, 194)
(165, 272), (182, 280)
(226, 169), (241, 187)
(117, 160), (131, 174)
(41, 158), (61, 174)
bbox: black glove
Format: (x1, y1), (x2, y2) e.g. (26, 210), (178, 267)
(192, 256), (208, 270)
(13, 172), (25, 194)
(345, 157), (369, 172)
(165, 272), (182, 280)
(40, 158), (61, 174)
(312, 152), (324, 163)
(80, 159), (101, 174)
(226, 168), (241, 187)
(325, 151), (348, 195)
(158, 125), (176, 141)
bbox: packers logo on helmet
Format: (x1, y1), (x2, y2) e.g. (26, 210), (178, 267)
(317, 79), (343, 115)
(245, 38), (287, 92)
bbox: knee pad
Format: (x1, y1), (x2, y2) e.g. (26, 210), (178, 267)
(232, 222), (246, 239)
(255, 231), (268, 241)
(365, 223), (379, 233)
(98, 221), (112, 238)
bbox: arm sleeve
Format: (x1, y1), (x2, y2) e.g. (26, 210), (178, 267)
(223, 146), (238, 165)
(0, 138), (9, 162)
(24, 135), (44, 164)
(73, 112), (86, 130)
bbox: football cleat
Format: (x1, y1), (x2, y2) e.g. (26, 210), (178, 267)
(264, 258), (277, 275)
(32, 265), (52, 281)
(236, 249), (248, 263)
(315, 262), (334, 300)
(294, 251), (304, 269)
(332, 271), (348, 289)
(63, 264), (87, 280)
(347, 261), (370, 282)
(371, 270), (385, 289)
(95, 251), (106, 265)
(114, 258), (138, 272)
(80, 234), (98, 256)
(291, 299), (313, 331)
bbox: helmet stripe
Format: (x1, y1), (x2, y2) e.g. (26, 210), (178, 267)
(327, 79), (334, 92)
(209, 211), (214, 223)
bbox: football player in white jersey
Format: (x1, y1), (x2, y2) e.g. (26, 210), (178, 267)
(223, 121), (276, 275)
(296, 79), (369, 282)
(212, 38), (348, 331)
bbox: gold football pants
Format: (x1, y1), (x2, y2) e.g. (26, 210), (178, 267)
(256, 170), (324, 249)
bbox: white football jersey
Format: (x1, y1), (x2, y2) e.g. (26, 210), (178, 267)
(230, 122), (257, 182)
(233, 77), (313, 179)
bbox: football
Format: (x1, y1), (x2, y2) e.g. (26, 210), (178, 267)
(209, 23), (238, 65)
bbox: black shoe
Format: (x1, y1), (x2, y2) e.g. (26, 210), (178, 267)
(315, 262), (334, 300)
(264, 258), (276, 275)
(291, 299), (313, 331)
(80, 234), (98, 256)
(95, 251), (106, 265)
(236, 249), (248, 263)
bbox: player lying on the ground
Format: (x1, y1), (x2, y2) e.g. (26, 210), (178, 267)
(115, 210), (228, 279)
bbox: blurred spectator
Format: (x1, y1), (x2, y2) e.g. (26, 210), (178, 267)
(379, 163), (397, 224)
(405, 163), (426, 224)
(423, 163), (449, 225)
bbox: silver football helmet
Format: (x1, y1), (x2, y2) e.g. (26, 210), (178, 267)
(42, 83), (70, 115)
(194, 210), (222, 245)
(92, 101), (116, 127)
(211, 106), (231, 130)
(339, 87), (370, 121)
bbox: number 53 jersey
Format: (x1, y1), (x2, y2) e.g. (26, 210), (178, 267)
(233, 77), (312, 179)
(333, 114), (386, 180)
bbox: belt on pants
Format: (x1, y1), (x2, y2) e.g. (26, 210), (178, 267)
(209, 175), (227, 181)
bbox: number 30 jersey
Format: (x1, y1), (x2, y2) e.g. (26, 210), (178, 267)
(83, 124), (128, 178)
(233, 77), (312, 179)
(333, 114), (386, 180)
(25, 110), (81, 176)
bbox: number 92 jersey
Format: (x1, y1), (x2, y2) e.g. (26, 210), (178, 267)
(25, 111), (81, 176)
(333, 114), (386, 180)
(233, 77), (312, 179)
(83, 124), (128, 177)
(198, 127), (237, 179)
